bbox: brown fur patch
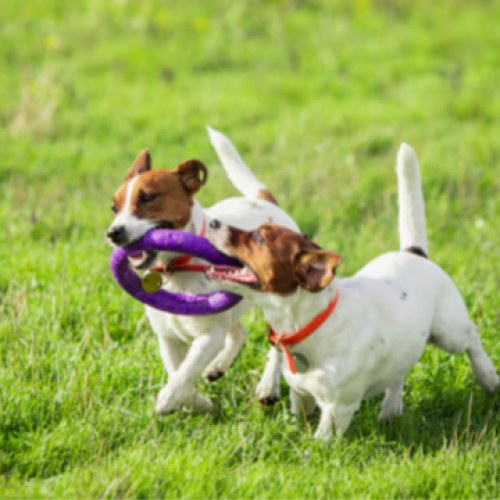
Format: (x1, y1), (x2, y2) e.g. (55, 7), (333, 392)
(112, 156), (209, 229)
(294, 251), (342, 292)
(129, 170), (194, 228)
(126, 150), (151, 180)
(112, 180), (130, 215)
(176, 159), (208, 195)
(403, 246), (428, 259)
(256, 189), (279, 206)
(222, 224), (340, 295)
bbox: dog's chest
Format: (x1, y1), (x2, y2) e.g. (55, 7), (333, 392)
(146, 303), (234, 342)
(144, 271), (239, 342)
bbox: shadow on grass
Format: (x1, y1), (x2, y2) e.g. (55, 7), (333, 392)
(206, 378), (499, 456)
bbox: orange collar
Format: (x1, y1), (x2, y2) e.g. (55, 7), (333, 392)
(154, 216), (209, 274)
(267, 289), (340, 374)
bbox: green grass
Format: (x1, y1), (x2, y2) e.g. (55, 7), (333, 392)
(1, 0), (500, 497)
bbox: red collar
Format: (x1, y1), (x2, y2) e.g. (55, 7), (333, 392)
(267, 289), (340, 374)
(154, 216), (209, 274)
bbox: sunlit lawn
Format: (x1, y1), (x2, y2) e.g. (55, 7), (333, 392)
(1, 0), (500, 497)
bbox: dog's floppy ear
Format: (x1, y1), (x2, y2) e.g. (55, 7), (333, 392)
(176, 159), (208, 195)
(293, 250), (342, 292)
(126, 150), (151, 180)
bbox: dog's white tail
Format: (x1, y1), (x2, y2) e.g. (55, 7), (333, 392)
(207, 126), (278, 205)
(397, 143), (428, 256)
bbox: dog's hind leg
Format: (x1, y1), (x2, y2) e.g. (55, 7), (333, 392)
(378, 376), (405, 421)
(432, 322), (499, 395)
(466, 324), (499, 395)
(290, 389), (316, 420)
(430, 286), (499, 395)
(203, 322), (247, 381)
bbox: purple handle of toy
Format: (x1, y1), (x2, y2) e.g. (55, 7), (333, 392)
(110, 229), (243, 316)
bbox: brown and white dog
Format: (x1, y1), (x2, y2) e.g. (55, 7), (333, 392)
(206, 144), (499, 438)
(107, 128), (299, 415)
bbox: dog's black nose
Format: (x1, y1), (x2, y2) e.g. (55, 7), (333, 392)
(107, 225), (127, 245)
(210, 219), (221, 230)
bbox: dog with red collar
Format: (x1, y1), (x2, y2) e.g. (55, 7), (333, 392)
(206, 143), (499, 438)
(107, 127), (299, 416)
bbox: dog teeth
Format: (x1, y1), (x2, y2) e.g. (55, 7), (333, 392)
(206, 265), (256, 283)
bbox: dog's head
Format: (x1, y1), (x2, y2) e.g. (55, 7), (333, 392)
(106, 150), (208, 270)
(205, 220), (342, 298)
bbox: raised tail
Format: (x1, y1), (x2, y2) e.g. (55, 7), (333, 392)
(207, 126), (278, 205)
(397, 143), (428, 257)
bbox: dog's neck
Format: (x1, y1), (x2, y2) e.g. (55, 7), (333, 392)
(256, 281), (340, 335)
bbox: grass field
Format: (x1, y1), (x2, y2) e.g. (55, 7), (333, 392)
(1, 0), (500, 497)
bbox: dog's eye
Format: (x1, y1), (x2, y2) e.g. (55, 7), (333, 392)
(140, 192), (156, 203)
(252, 232), (266, 244)
(111, 205), (118, 214)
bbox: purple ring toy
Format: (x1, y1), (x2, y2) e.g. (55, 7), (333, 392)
(110, 229), (243, 316)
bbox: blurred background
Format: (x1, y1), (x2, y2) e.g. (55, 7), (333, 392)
(2, 0), (499, 255)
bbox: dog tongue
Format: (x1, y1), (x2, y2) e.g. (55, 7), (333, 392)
(128, 251), (148, 265)
(129, 251), (144, 260)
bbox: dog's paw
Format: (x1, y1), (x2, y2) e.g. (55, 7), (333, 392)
(203, 352), (232, 382)
(155, 387), (181, 416)
(378, 397), (403, 421)
(476, 366), (500, 396)
(255, 378), (280, 405)
(190, 393), (214, 415)
(313, 426), (333, 441)
(155, 382), (195, 416)
(468, 344), (500, 395)
(259, 395), (280, 406)
(156, 381), (214, 416)
(203, 366), (226, 382)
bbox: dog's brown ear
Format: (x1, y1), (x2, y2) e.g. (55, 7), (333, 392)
(126, 150), (151, 180)
(293, 251), (342, 292)
(176, 159), (208, 195)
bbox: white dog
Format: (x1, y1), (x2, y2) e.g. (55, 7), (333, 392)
(107, 128), (298, 415)
(206, 143), (499, 438)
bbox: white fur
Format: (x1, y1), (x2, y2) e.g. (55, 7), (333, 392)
(109, 176), (156, 243)
(398, 143), (427, 254)
(207, 143), (499, 438)
(207, 127), (268, 199)
(252, 142), (430, 406)
(124, 129), (299, 416)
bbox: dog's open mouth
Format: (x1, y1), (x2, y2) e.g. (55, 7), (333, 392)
(205, 264), (259, 286)
(127, 250), (158, 270)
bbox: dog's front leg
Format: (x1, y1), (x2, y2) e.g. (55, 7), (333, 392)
(157, 335), (188, 374)
(156, 331), (225, 416)
(290, 389), (316, 420)
(203, 322), (248, 381)
(255, 346), (282, 405)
